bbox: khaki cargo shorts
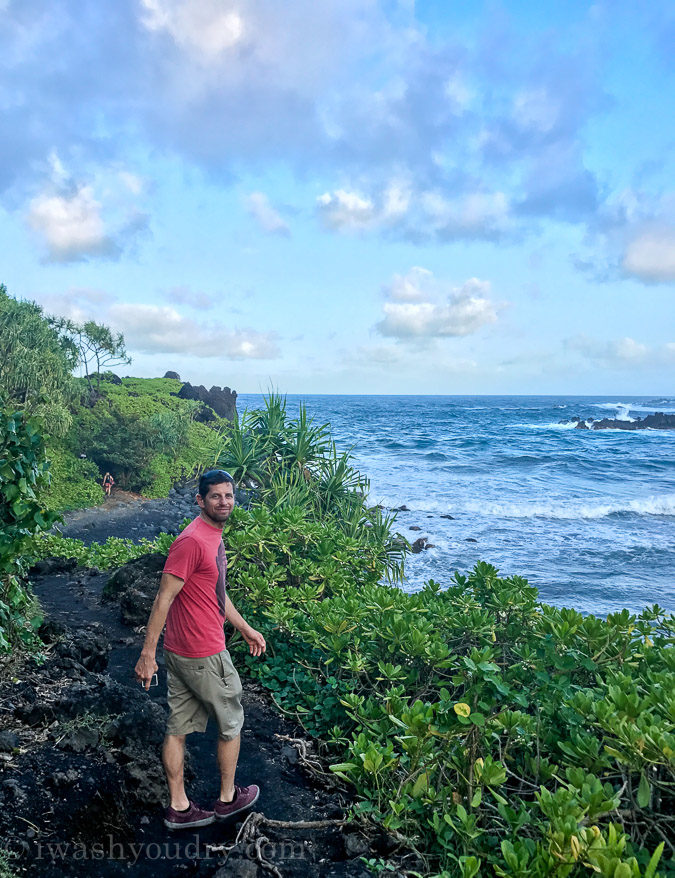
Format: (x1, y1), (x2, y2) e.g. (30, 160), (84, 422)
(163, 649), (244, 741)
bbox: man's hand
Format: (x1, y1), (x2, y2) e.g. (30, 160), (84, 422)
(135, 651), (159, 690)
(242, 626), (266, 657)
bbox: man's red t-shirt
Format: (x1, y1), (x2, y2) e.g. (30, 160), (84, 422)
(163, 517), (228, 658)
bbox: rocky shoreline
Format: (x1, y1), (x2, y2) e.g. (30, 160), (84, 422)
(560, 412), (675, 430)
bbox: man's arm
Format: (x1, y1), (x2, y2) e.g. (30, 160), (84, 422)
(134, 572), (185, 689)
(224, 594), (266, 657)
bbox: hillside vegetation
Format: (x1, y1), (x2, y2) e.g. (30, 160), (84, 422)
(0, 284), (229, 510)
(49, 375), (227, 507)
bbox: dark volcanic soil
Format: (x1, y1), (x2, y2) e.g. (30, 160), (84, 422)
(55, 483), (201, 545)
(0, 491), (397, 877)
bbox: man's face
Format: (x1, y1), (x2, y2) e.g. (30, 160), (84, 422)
(197, 481), (235, 524)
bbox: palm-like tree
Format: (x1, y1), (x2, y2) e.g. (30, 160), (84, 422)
(282, 403), (330, 475)
(216, 420), (265, 487)
(215, 392), (409, 581)
(316, 443), (369, 516)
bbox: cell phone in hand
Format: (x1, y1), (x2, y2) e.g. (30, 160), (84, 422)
(140, 673), (158, 687)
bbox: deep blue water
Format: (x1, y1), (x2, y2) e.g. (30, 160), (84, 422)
(237, 395), (675, 617)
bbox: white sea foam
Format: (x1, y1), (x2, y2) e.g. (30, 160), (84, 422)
(593, 402), (675, 415)
(461, 494), (675, 520)
(522, 421), (582, 430)
(589, 403), (636, 421)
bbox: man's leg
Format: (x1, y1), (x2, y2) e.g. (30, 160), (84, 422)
(217, 734), (241, 802)
(163, 734), (190, 810)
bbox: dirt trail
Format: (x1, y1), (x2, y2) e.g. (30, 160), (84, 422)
(56, 485), (200, 545)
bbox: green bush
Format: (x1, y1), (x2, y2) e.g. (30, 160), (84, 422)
(26, 531), (177, 570)
(226, 559), (674, 877)
(217, 395), (406, 578)
(42, 445), (104, 511)
(0, 404), (59, 652)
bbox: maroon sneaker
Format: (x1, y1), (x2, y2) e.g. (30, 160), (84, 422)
(164, 800), (215, 830)
(213, 784), (260, 820)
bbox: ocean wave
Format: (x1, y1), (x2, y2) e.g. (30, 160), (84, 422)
(519, 421), (580, 430)
(593, 402), (675, 415)
(522, 420), (673, 432)
(463, 494), (675, 520)
(589, 403), (635, 421)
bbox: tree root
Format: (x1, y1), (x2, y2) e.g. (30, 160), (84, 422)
(211, 810), (347, 877)
(274, 733), (342, 788)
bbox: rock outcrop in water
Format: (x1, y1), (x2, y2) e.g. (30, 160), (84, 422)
(562, 412), (675, 431)
(177, 382), (238, 421)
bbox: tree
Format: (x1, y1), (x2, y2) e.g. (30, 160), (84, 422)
(0, 284), (78, 437)
(65, 320), (131, 396)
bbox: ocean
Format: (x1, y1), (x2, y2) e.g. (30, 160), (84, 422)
(237, 395), (675, 618)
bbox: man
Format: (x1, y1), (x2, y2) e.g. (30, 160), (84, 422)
(134, 469), (266, 830)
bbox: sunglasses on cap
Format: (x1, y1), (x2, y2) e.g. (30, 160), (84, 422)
(202, 469), (234, 480)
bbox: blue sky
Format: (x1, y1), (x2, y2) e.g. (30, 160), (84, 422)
(1, 0), (673, 394)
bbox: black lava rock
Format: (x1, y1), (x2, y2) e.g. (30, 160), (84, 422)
(177, 382), (238, 420)
(0, 731), (19, 752)
(103, 552), (166, 601)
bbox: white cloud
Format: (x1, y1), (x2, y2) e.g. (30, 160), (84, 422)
(34, 287), (114, 323)
(24, 156), (150, 262)
(383, 267), (434, 302)
(622, 225), (675, 283)
(140, 0), (245, 58)
(566, 335), (652, 367)
(420, 190), (511, 239)
(376, 273), (500, 340)
(316, 189), (377, 231)
(27, 186), (114, 262)
(316, 182), (512, 241)
(381, 182), (411, 222)
(1, 0), (615, 247)
(316, 179), (411, 233)
(244, 192), (290, 236)
(108, 303), (279, 359)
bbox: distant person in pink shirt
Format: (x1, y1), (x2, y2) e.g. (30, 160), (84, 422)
(134, 469), (266, 830)
(102, 472), (114, 496)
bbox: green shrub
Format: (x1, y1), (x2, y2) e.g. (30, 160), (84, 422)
(26, 531), (177, 570)
(0, 405), (59, 652)
(226, 560), (674, 877)
(42, 445), (104, 511)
